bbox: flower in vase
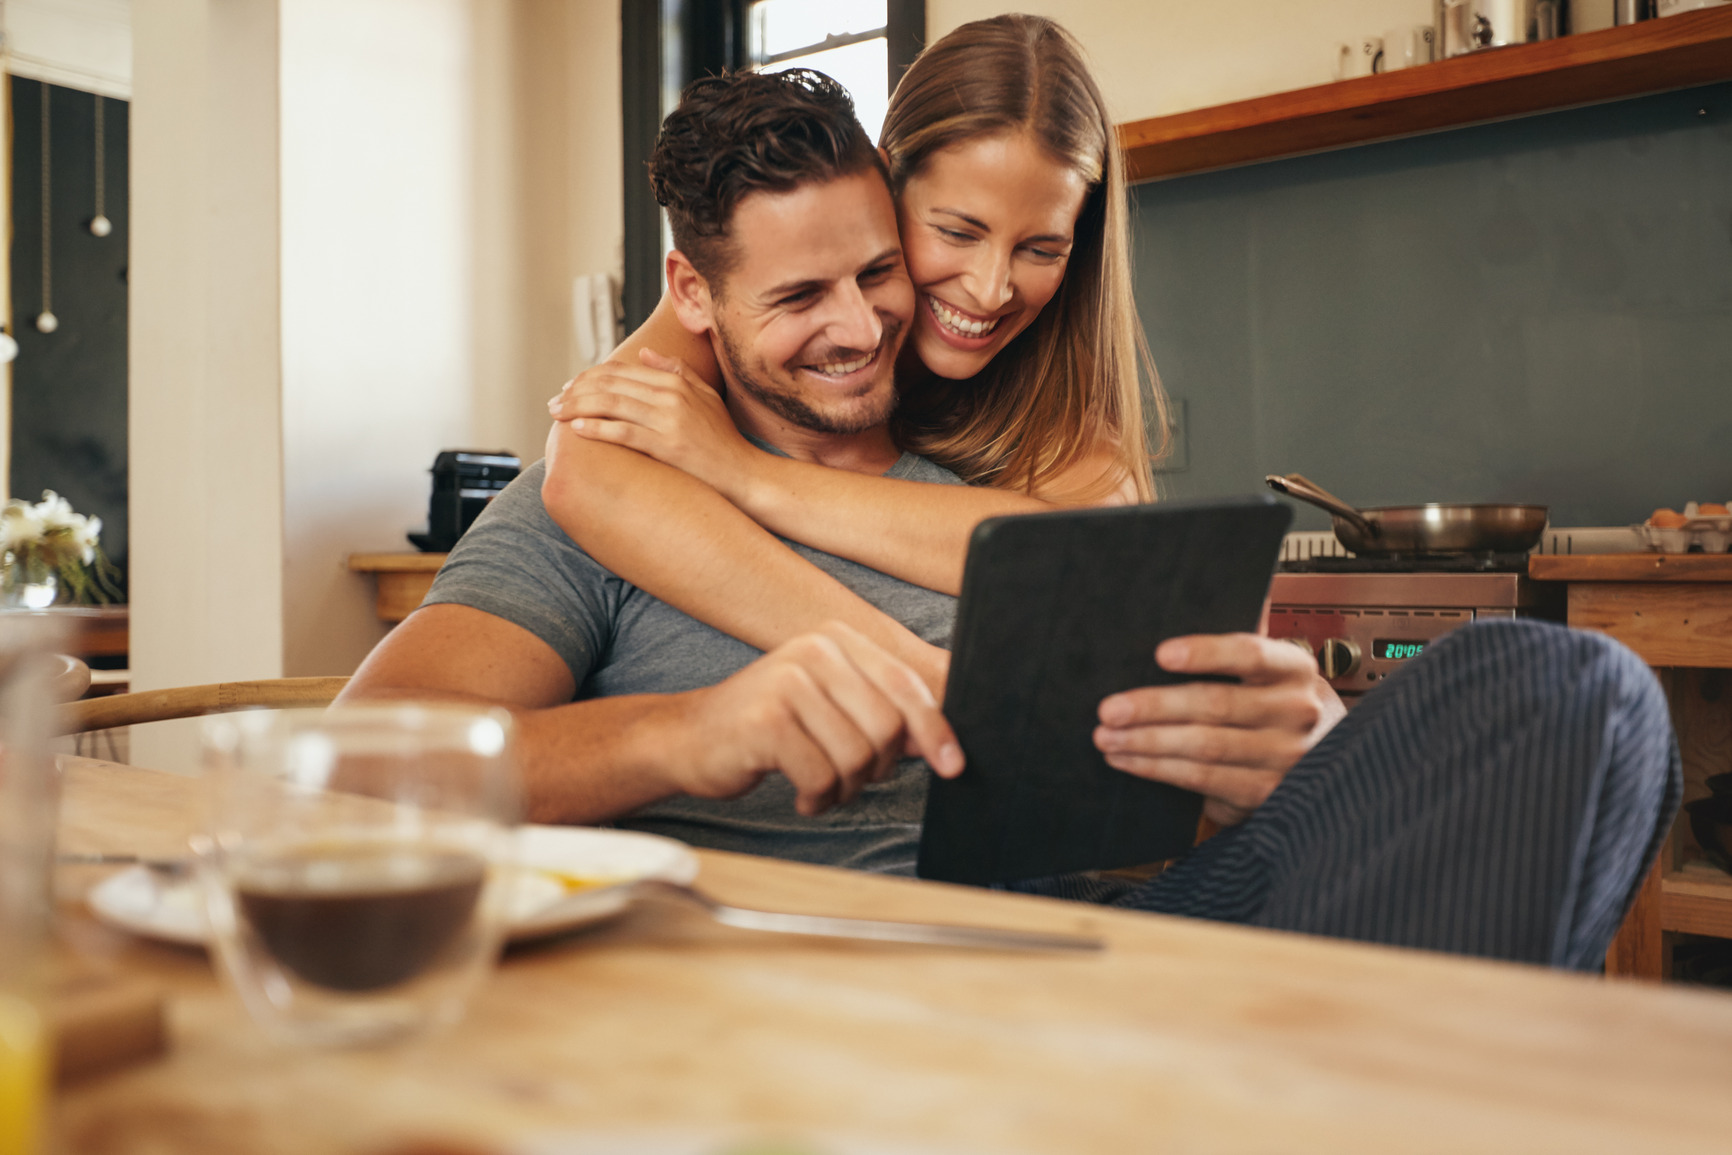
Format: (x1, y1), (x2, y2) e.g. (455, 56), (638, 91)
(0, 491), (120, 606)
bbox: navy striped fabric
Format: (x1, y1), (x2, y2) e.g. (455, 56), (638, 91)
(1020, 620), (1681, 970)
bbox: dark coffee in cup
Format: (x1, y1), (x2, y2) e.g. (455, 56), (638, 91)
(236, 845), (486, 992)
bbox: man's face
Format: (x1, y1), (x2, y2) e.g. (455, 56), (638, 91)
(703, 170), (913, 438)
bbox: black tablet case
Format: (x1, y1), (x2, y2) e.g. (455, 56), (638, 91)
(917, 497), (1293, 885)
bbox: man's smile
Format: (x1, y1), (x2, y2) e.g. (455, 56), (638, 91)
(793, 333), (894, 388)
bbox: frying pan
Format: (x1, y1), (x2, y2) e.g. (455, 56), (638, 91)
(1265, 474), (1549, 557)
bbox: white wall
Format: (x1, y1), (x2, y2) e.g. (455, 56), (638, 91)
(278, 0), (480, 676)
(125, 0), (625, 693)
(129, 0), (285, 693)
(123, 0), (630, 768)
(278, 0), (623, 677)
(928, 0), (1436, 123)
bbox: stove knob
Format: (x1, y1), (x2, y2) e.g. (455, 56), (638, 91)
(1319, 638), (1361, 680)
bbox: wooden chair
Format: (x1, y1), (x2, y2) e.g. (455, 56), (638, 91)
(60, 677), (350, 735)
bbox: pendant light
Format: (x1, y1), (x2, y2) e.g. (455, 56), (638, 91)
(36, 81), (57, 334)
(89, 95), (111, 238)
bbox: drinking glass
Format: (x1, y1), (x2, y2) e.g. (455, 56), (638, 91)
(0, 614), (65, 1155)
(199, 704), (520, 1048)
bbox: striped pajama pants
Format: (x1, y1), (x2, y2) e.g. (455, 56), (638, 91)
(1026, 619), (1681, 971)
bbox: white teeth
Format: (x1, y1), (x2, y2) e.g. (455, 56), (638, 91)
(811, 352), (873, 376)
(928, 296), (1000, 338)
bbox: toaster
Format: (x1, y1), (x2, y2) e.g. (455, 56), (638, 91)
(407, 450), (521, 552)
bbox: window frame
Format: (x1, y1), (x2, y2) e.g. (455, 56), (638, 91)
(619, 0), (923, 332)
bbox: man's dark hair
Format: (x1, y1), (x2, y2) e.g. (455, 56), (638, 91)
(649, 68), (882, 285)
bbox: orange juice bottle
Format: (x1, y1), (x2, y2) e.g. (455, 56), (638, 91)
(0, 991), (46, 1155)
(0, 616), (64, 1155)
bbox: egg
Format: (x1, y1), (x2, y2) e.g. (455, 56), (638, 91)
(1699, 502), (1729, 517)
(1649, 509), (1689, 528)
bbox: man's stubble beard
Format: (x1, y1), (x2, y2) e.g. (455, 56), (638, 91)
(715, 319), (903, 437)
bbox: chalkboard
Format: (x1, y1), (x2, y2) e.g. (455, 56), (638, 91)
(1135, 81), (1732, 530)
(9, 79), (129, 594)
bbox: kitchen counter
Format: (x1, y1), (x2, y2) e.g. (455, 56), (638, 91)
(1529, 554), (1732, 979)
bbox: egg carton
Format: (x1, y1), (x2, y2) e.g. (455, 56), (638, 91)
(1635, 502), (1732, 553)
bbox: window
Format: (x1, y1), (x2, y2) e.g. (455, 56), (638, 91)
(620, 0), (923, 331)
(748, 0), (890, 142)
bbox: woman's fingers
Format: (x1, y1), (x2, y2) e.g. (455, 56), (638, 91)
(638, 348), (707, 387)
(547, 363), (684, 418)
(563, 390), (661, 427)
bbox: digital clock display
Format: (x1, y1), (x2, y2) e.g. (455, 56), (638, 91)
(1373, 639), (1428, 661)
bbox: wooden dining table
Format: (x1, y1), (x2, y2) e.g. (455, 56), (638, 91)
(49, 754), (1732, 1154)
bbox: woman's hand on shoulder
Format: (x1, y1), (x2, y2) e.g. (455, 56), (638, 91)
(547, 349), (759, 503)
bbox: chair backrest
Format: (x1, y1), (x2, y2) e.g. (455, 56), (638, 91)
(60, 676), (350, 735)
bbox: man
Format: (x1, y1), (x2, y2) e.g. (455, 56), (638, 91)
(347, 78), (946, 872)
(346, 70), (1676, 966)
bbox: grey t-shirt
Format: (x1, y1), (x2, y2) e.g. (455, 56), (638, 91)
(423, 454), (960, 875)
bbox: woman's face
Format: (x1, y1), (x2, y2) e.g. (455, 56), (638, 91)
(896, 131), (1091, 380)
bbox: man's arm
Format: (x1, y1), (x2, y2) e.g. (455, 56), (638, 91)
(1092, 635), (1346, 828)
(340, 605), (963, 825)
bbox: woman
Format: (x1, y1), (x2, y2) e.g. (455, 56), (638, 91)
(542, 14), (1161, 693)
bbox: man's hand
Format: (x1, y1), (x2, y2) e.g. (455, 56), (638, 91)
(669, 622), (964, 817)
(1092, 634), (1345, 828)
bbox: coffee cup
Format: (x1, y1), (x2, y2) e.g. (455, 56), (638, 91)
(1335, 36), (1384, 80)
(1380, 24), (1437, 70)
(200, 704), (521, 1047)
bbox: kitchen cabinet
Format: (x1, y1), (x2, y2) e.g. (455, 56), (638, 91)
(1118, 7), (1732, 183)
(1528, 554), (1732, 980)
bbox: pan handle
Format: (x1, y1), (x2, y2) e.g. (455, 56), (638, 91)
(1265, 474), (1380, 539)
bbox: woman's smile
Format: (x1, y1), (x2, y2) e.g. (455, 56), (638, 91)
(924, 294), (1004, 345)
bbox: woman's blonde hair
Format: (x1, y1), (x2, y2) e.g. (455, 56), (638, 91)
(882, 14), (1165, 500)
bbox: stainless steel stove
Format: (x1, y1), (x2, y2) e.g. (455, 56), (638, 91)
(1267, 542), (1569, 701)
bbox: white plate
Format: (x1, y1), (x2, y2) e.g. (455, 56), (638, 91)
(85, 825), (699, 948)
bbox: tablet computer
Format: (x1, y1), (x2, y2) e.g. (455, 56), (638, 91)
(916, 496), (1293, 885)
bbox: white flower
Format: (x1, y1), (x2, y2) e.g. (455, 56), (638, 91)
(72, 515), (102, 564)
(0, 500), (46, 550)
(0, 492), (102, 566)
(35, 490), (79, 532)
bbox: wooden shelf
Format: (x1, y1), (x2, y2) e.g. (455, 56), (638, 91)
(1663, 863), (1732, 940)
(1117, 7), (1732, 182)
(347, 552), (447, 573)
(348, 553), (446, 624)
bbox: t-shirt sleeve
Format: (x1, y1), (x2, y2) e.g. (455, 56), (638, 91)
(420, 460), (613, 690)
